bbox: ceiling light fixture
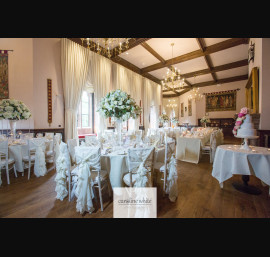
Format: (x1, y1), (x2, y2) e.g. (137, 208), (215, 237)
(188, 76), (203, 102)
(161, 43), (186, 91)
(80, 38), (131, 58)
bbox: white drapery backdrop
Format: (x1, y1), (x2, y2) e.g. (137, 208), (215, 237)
(61, 38), (162, 137)
(143, 78), (162, 133)
(61, 38), (92, 141)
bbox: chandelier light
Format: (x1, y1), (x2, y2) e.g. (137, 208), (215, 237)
(188, 76), (203, 102)
(161, 43), (186, 91)
(166, 99), (178, 108)
(80, 38), (131, 58)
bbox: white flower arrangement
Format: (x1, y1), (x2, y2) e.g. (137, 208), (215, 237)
(171, 117), (179, 124)
(159, 113), (170, 123)
(0, 99), (31, 120)
(200, 116), (210, 124)
(97, 89), (142, 121)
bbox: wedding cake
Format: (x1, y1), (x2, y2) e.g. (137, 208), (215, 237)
(236, 114), (257, 137)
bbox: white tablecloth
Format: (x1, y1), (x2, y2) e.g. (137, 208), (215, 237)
(212, 145), (270, 188)
(175, 134), (211, 164)
(100, 146), (165, 188)
(8, 139), (53, 172)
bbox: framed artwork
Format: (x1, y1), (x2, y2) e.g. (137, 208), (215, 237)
(181, 102), (184, 117)
(0, 52), (9, 99)
(188, 99), (192, 116)
(205, 90), (237, 112)
(246, 67), (259, 114)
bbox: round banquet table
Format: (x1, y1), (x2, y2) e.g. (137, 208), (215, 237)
(8, 139), (53, 173)
(212, 145), (270, 195)
(100, 146), (165, 188)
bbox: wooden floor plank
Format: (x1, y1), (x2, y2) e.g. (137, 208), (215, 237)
(1, 136), (270, 218)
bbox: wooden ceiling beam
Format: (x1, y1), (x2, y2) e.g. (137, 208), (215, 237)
(111, 38), (151, 60)
(163, 74), (248, 92)
(141, 42), (166, 64)
(197, 38), (217, 82)
(142, 38), (249, 74)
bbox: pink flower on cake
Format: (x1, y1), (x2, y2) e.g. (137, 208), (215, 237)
(240, 107), (248, 114)
(238, 113), (245, 118)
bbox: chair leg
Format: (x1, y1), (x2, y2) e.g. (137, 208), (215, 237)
(14, 164), (17, 178)
(28, 164), (31, 180)
(97, 179), (104, 211)
(6, 166), (10, 185)
(68, 174), (71, 202)
(107, 180), (112, 199)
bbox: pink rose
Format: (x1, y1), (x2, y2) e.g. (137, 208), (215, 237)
(240, 107), (248, 114)
(238, 113), (245, 118)
(235, 121), (242, 126)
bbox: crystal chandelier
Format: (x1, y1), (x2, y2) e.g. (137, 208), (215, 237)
(188, 76), (203, 102)
(166, 99), (178, 108)
(80, 38), (131, 58)
(161, 43), (186, 90)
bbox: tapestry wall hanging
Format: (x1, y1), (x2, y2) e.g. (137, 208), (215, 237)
(205, 89), (238, 112)
(0, 51), (9, 99)
(181, 102), (184, 117)
(188, 99), (192, 116)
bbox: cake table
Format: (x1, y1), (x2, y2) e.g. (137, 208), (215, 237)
(233, 135), (261, 194)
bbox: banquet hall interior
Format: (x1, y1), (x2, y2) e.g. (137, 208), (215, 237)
(0, 37), (270, 218)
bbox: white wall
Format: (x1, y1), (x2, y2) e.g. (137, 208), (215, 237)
(0, 38), (34, 130)
(0, 38), (64, 129)
(33, 38), (64, 129)
(175, 80), (247, 125)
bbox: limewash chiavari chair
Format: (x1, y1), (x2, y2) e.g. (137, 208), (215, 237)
(23, 138), (47, 180)
(0, 139), (17, 185)
(71, 146), (111, 213)
(123, 146), (155, 188)
(202, 130), (219, 163)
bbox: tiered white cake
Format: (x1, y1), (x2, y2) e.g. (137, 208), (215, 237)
(237, 114), (257, 137)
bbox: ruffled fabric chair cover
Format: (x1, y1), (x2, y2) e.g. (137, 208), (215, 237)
(29, 139), (47, 177)
(163, 138), (178, 202)
(210, 131), (218, 163)
(85, 136), (101, 147)
(55, 142), (70, 201)
(72, 146), (101, 214)
(125, 147), (155, 187)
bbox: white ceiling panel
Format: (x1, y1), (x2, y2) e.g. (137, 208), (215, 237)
(119, 45), (160, 69)
(204, 38), (231, 47)
(146, 38), (200, 60)
(209, 44), (248, 66)
(173, 56), (209, 74)
(215, 66), (248, 80)
(186, 73), (213, 84)
(149, 67), (169, 80)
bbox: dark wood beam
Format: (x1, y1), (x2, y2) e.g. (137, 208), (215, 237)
(197, 38), (217, 82)
(163, 88), (191, 98)
(111, 38), (151, 60)
(180, 59), (248, 80)
(112, 56), (142, 74)
(142, 38), (249, 74)
(141, 42), (166, 64)
(163, 74), (248, 92)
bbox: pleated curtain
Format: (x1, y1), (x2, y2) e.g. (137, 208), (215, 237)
(61, 38), (92, 141)
(61, 38), (162, 138)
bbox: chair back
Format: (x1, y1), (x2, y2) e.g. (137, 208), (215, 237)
(0, 139), (8, 164)
(127, 146), (155, 187)
(67, 139), (78, 165)
(74, 146), (101, 172)
(45, 132), (54, 140)
(85, 135), (101, 147)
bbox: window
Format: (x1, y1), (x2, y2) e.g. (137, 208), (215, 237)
(77, 91), (94, 135)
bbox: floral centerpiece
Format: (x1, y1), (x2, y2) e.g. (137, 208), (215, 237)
(171, 117), (179, 125)
(200, 116), (210, 127)
(232, 107), (248, 136)
(159, 113), (170, 124)
(0, 99), (31, 138)
(97, 89), (141, 121)
(97, 89), (141, 145)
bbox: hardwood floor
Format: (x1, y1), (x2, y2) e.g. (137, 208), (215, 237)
(1, 136), (270, 218)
